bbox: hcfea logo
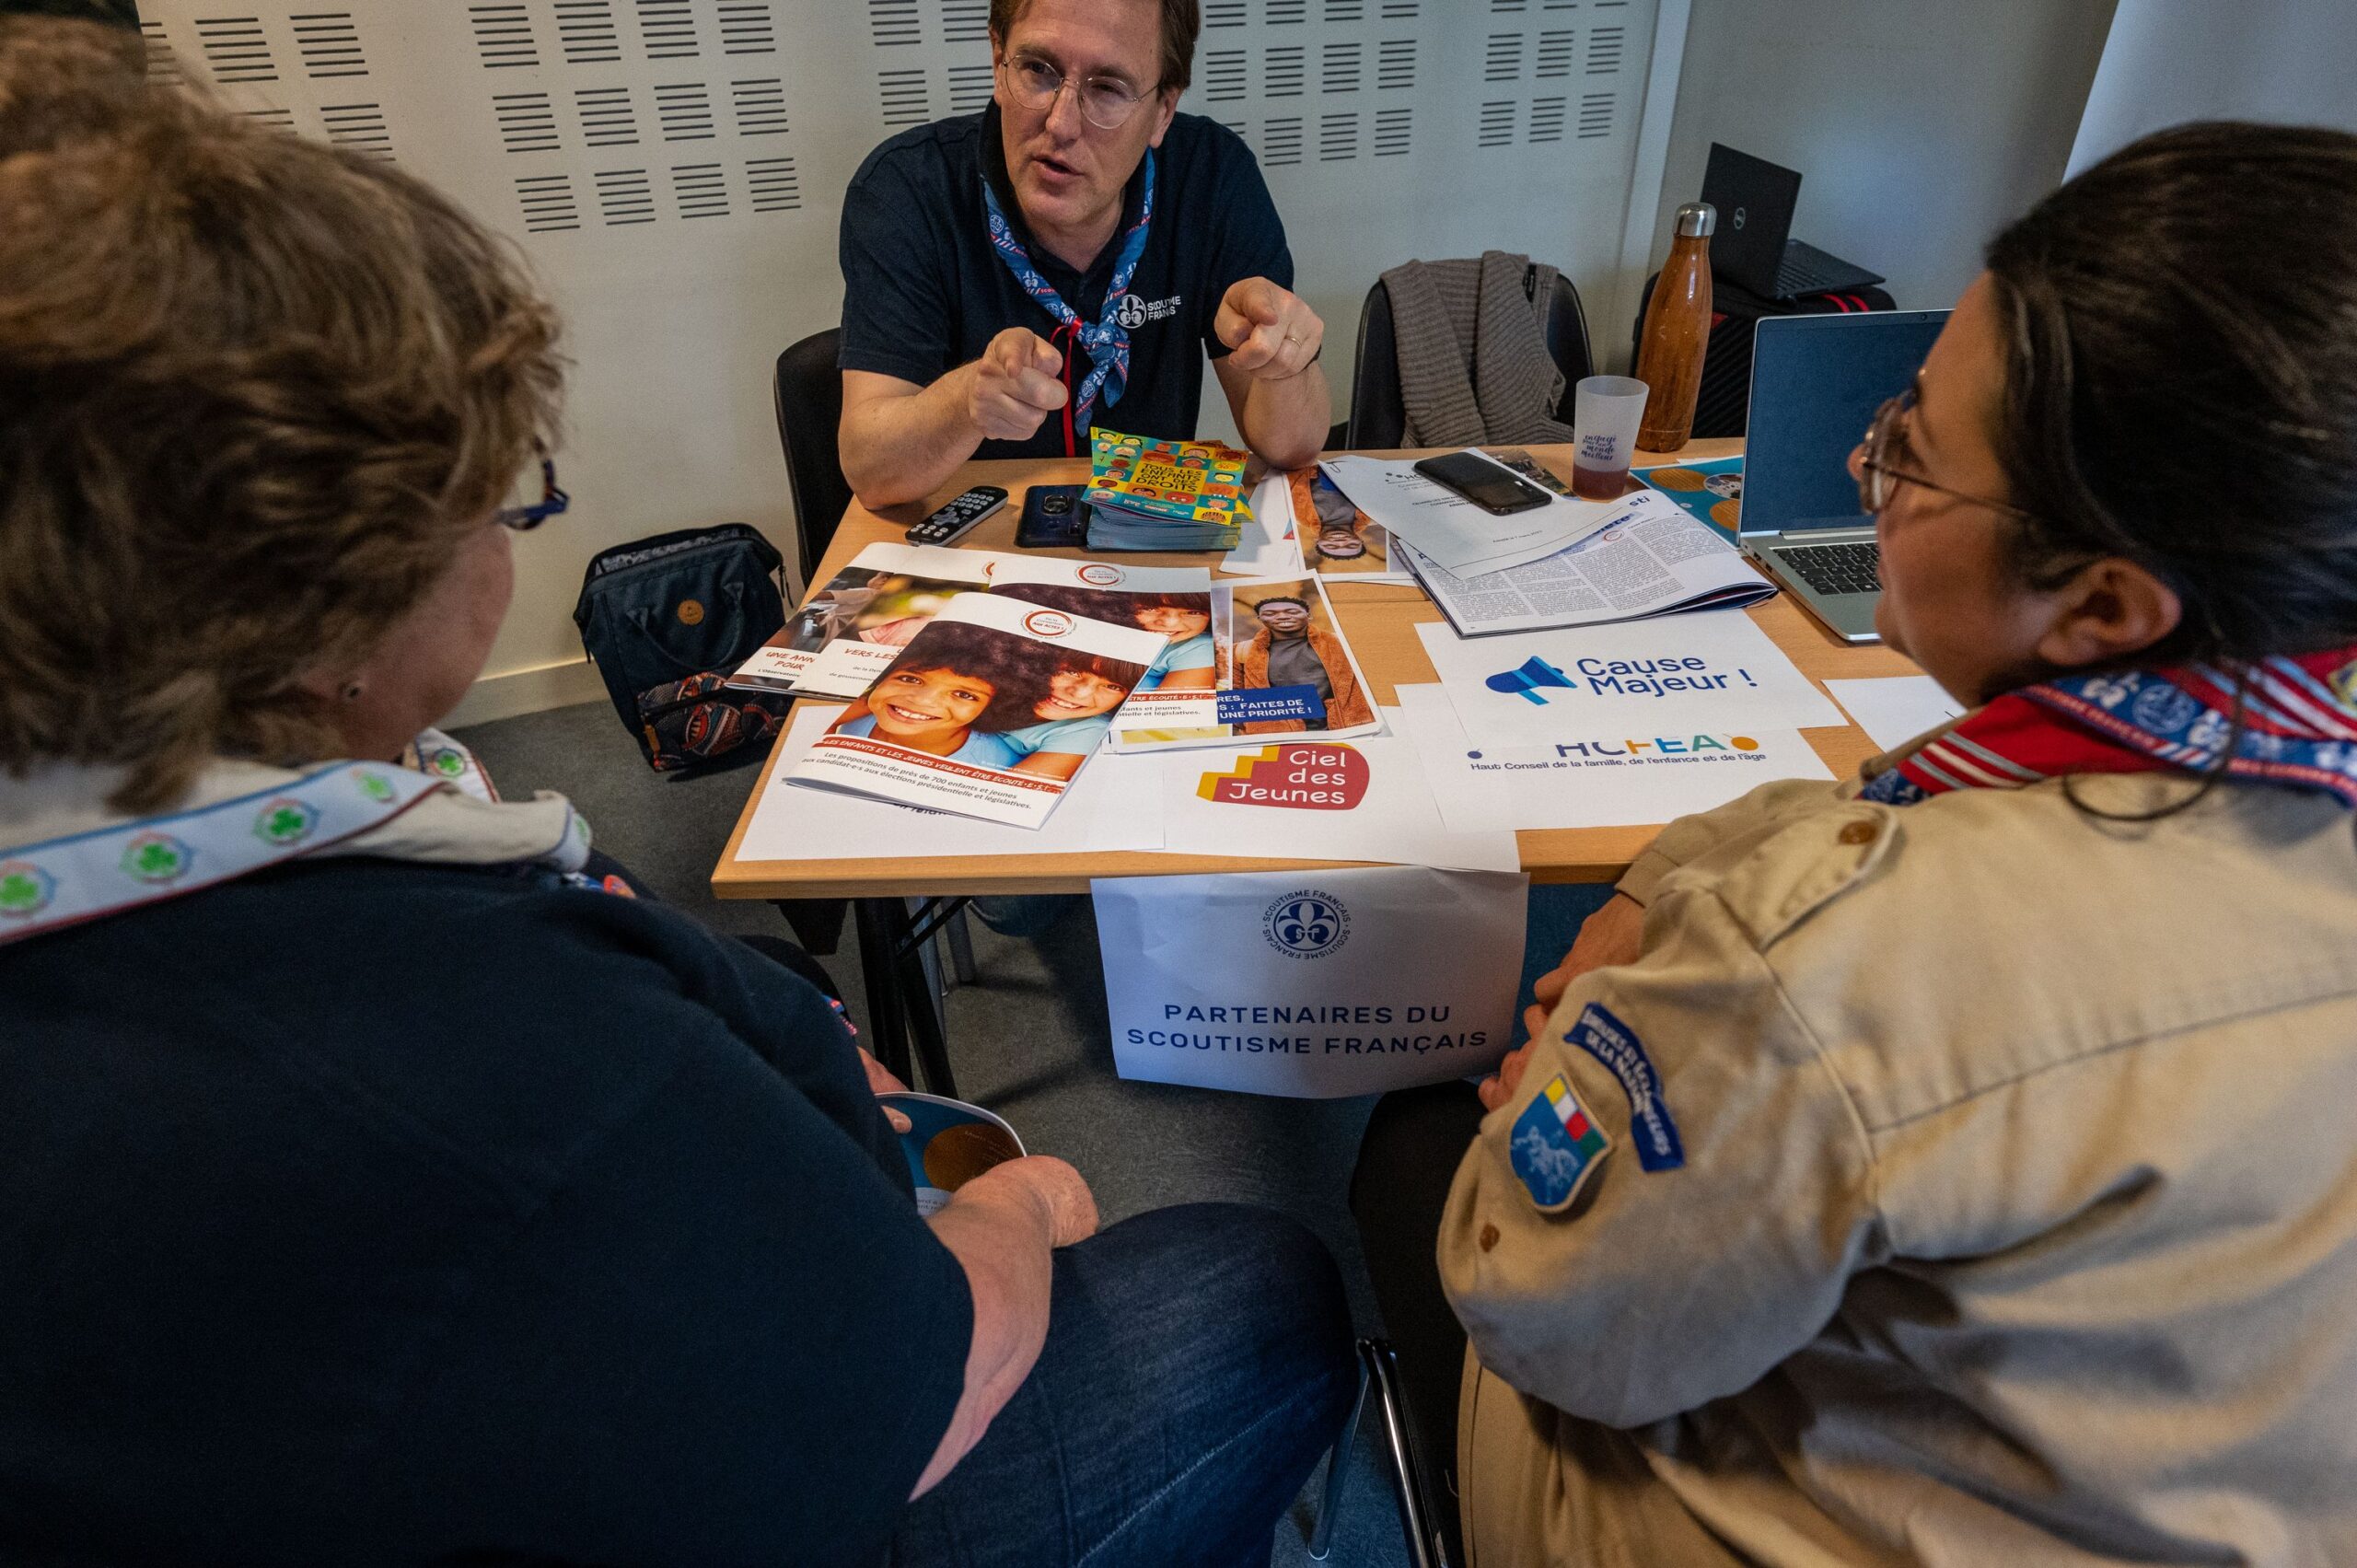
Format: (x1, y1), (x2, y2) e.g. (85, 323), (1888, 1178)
(1262, 889), (1350, 959)
(1022, 609), (1075, 638)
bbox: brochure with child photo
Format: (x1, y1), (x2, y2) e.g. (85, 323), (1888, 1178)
(784, 592), (1167, 828)
(1110, 574), (1383, 753)
(732, 544), (1209, 702)
(876, 1092), (1027, 1217)
(986, 561), (1216, 763)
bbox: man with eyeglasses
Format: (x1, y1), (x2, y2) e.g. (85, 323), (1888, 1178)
(836, 0), (1329, 508)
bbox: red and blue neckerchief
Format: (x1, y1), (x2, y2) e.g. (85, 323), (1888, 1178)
(981, 151), (1155, 453)
(1862, 647), (2357, 808)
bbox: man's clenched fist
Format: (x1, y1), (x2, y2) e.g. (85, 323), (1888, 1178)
(966, 327), (1068, 440)
(1215, 276), (1323, 381)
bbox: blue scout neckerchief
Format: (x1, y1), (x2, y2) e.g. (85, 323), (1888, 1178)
(981, 150), (1156, 440)
(0, 731), (596, 947)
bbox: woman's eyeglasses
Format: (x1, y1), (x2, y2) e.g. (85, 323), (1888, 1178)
(495, 454), (570, 531)
(999, 52), (1156, 132)
(1856, 388), (2037, 522)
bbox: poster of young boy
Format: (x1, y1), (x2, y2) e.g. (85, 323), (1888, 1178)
(786, 593), (1165, 828)
(727, 541), (993, 700)
(1110, 575), (1382, 752)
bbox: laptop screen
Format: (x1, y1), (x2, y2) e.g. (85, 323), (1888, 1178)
(1742, 309), (1951, 536)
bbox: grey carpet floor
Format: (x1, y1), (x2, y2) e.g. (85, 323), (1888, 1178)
(455, 699), (1609, 1568)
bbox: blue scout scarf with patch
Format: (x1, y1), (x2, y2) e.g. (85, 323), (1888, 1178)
(0, 730), (598, 946)
(981, 150), (1155, 442)
(1861, 648), (2357, 808)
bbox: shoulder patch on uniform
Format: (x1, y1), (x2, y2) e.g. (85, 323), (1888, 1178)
(1509, 1074), (1612, 1212)
(1567, 1003), (1685, 1172)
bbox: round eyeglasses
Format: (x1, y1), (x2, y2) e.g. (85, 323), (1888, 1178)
(1856, 388), (2038, 522)
(998, 52), (1157, 132)
(494, 453), (571, 531)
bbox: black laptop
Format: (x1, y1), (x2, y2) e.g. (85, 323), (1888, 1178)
(1700, 143), (1885, 301)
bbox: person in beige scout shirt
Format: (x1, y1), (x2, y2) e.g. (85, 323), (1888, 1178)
(1350, 121), (2357, 1568)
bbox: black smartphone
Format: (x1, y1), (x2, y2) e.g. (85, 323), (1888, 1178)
(1412, 450), (1553, 515)
(1015, 483), (1091, 549)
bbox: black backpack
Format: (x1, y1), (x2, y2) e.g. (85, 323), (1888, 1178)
(573, 523), (792, 772)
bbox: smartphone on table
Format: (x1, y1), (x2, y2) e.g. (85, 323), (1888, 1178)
(1411, 450), (1553, 515)
(1015, 483), (1091, 549)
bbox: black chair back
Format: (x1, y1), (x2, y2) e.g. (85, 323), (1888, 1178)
(772, 329), (852, 587)
(1343, 267), (1593, 448)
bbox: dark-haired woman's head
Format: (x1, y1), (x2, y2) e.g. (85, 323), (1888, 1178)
(1855, 121), (2357, 706)
(865, 621), (1056, 739)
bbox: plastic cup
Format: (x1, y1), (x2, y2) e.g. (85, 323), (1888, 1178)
(1572, 376), (1649, 499)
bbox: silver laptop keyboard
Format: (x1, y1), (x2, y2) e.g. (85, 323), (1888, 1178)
(1774, 540), (1881, 597)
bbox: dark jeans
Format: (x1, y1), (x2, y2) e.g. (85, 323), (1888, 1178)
(894, 1202), (1355, 1568)
(1349, 1082), (1488, 1565)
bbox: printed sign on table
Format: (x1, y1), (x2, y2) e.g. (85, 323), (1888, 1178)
(1092, 865), (1527, 1098)
(1416, 609), (1846, 746)
(1158, 714), (1520, 871)
(1393, 684), (1835, 833)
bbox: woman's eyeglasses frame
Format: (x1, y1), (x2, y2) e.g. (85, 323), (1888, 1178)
(1855, 386), (2039, 523)
(495, 454), (570, 532)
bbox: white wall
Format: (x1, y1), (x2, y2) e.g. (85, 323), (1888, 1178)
(2069, 0), (2357, 177)
(1643, 0), (2116, 320)
(137, 0), (1678, 721)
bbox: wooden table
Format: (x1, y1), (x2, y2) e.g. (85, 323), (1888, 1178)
(713, 438), (1918, 901)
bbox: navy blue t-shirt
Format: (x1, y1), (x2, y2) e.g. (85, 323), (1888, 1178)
(0, 859), (970, 1567)
(838, 104), (1293, 459)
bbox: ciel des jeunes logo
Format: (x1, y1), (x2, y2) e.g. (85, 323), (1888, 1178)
(1262, 889), (1350, 960)
(1076, 563), (1125, 587)
(1022, 609), (1075, 638)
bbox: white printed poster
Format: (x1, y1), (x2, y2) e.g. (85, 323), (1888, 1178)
(1092, 865), (1528, 1098)
(1825, 676), (1966, 752)
(1158, 715), (1520, 871)
(785, 593), (1166, 828)
(1416, 609), (1847, 745)
(736, 704), (1165, 861)
(1393, 684), (1836, 833)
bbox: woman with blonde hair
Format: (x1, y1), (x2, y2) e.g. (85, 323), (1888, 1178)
(0, 21), (1350, 1565)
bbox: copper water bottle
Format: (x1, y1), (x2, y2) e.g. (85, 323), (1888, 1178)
(1634, 202), (1715, 453)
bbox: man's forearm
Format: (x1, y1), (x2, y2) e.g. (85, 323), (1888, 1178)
(1235, 360), (1332, 470)
(840, 365), (987, 510)
(909, 1182), (1056, 1499)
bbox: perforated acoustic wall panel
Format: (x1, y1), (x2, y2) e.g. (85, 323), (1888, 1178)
(136, 0), (1663, 704)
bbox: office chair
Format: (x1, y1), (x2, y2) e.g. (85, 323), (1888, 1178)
(772, 328), (853, 590)
(1343, 267), (1594, 449)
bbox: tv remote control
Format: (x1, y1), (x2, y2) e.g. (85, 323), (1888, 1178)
(905, 485), (1008, 546)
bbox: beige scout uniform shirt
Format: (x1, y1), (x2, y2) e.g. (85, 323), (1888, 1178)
(1439, 749), (2357, 1567)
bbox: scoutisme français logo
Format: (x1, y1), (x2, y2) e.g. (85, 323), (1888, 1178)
(1262, 889), (1350, 960)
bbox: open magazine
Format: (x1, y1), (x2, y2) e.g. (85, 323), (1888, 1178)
(784, 592), (1166, 828)
(1109, 574), (1383, 753)
(1395, 489), (1775, 637)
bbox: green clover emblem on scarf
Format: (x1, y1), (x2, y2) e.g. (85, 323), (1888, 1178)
(253, 801), (318, 846)
(0, 864), (54, 917)
(121, 834), (189, 883)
